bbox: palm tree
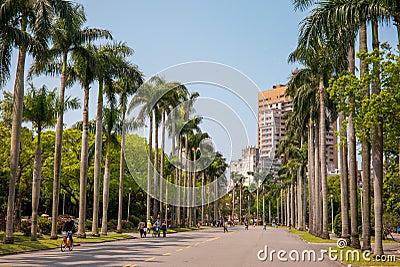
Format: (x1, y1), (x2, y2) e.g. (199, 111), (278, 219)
(89, 42), (134, 236)
(29, 8), (112, 239)
(1, 0), (78, 244)
(115, 66), (143, 233)
(24, 84), (79, 240)
(69, 44), (97, 238)
(100, 107), (122, 235)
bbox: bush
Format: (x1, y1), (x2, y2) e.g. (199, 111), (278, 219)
(20, 221), (31, 236)
(121, 220), (134, 231)
(128, 215), (141, 227)
(86, 219), (92, 231)
(38, 217), (52, 235)
(107, 219), (117, 231)
(333, 213), (342, 237)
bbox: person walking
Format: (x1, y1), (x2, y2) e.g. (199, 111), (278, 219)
(147, 220), (152, 235)
(223, 219), (228, 233)
(161, 220), (167, 237)
(138, 221), (146, 238)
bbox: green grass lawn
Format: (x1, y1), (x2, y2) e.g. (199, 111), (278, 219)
(289, 228), (337, 243)
(0, 232), (133, 255)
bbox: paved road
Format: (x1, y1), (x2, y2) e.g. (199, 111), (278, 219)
(0, 227), (342, 267)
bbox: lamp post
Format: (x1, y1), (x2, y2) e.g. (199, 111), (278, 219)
(330, 194), (334, 234)
(358, 180), (364, 239)
(127, 187), (132, 221)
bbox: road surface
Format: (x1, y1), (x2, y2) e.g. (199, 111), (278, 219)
(0, 227), (342, 267)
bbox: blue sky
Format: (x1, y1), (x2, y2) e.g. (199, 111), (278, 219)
(3, 0), (399, 161)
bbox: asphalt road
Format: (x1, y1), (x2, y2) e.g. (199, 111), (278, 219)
(0, 227), (342, 267)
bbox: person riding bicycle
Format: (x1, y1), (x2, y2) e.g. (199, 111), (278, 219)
(62, 216), (75, 245)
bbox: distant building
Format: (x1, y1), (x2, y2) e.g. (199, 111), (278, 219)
(257, 83), (338, 173)
(230, 146), (259, 186)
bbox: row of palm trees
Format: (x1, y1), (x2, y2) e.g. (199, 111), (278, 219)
(131, 78), (229, 226)
(1, 0), (230, 243)
(1, 0), (146, 243)
(276, 0), (400, 256)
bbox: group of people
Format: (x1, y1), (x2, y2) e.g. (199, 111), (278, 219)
(138, 219), (167, 238)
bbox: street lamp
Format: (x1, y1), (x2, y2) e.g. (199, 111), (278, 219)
(330, 194), (334, 234)
(358, 180), (364, 239)
(127, 187), (132, 221)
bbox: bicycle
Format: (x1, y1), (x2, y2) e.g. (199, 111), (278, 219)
(61, 231), (74, 252)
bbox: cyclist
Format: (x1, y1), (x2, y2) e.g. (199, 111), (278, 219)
(62, 216), (75, 245)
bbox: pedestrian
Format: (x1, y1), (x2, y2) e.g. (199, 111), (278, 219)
(223, 219), (228, 233)
(244, 220), (249, 230)
(263, 221), (266, 231)
(154, 219), (161, 237)
(147, 219), (152, 235)
(138, 221), (146, 238)
(161, 220), (167, 237)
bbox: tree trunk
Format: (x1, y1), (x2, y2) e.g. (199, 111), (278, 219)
(4, 45), (27, 244)
(314, 120), (321, 236)
(51, 51), (68, 240)
(146, 113), (153, 221)
(359, 21), (372, 251)
(371, 19), (384, 256)
(160, 110), (165, 221)
(153, 115), (159, 220)
(319, 76), (329, 239)
(100, 153), (111, 235)
(308, 122), (315, 234)
(77, 85), (90, 238)
(91, 79), (104, 237)
(291, 183), (295, 229)
(31, 129), (42, 241)
(177, 136), (182, 226)
(116, 101), (126, 234)
(348, 112), (360, 248)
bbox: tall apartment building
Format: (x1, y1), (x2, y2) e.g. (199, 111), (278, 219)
(230, 146), (259, 186)
(257, 84), (338, 173)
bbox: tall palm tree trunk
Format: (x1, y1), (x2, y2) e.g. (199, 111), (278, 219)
(291, 183), (295, 228)
(359, 21), (371, 251)
(371, 20), (383, 256)
(308, 122), (315, 234)
(348, 112), (360, 248)
(340, 44), (354, 243)
(78, 85), (90, 238)
(31, 128), (42, 241)
(116, 104), (126, 233)
(177, 137), (182, 226)
(146, 113), (153, 221)
(101, 152), (111, 235)
(160, 110), (166, 221)
(92, 80), (104, 237)
(4, 46), (27, 244)
(153, 117), (159, 220)
(51, 52), (68, 239)
(314, 121), (321, 236)
(319, 77), (329, 239)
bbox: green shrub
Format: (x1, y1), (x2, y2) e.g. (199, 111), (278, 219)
(333, 213), (342, 237)
(20, 221), (31, 236)
(121, 220), (134, 230)
(86, 219), (92, 231)
(38, 217), (52, 235)
(128, 215), (140, 227)
(107, 219), (117, 231)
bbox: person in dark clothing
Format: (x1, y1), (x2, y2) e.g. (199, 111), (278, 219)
(62, 216), (75, 244)
(161, 220), (167, 237)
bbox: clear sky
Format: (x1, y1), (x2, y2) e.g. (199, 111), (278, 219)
(3, 0), (399, 161)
